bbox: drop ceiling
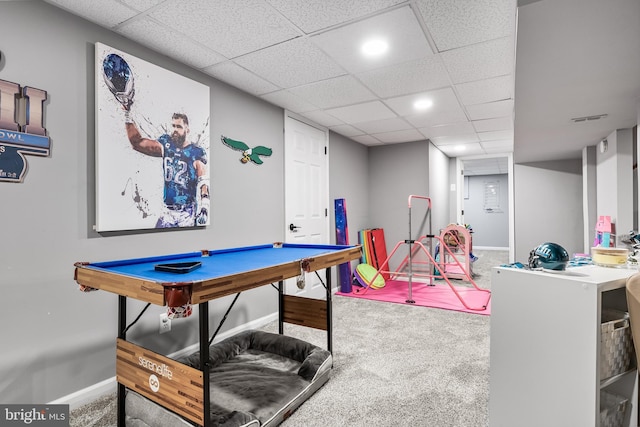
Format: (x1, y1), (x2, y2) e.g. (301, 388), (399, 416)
(33, 0), (640, 171)
(40, 0), (517, 162)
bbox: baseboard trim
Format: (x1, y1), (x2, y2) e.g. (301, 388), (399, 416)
(49, 377), (118, 411)
(50, 312), (279, 410)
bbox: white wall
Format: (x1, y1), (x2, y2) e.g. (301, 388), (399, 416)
(596, 128), (634, 243)
(582, 145), (597, 252)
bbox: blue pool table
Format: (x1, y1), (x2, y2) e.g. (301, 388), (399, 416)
(74, 242), (361, 427)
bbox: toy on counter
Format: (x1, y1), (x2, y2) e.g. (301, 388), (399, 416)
(594, 215), (614, 247)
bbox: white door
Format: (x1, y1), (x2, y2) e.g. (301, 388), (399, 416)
(284, 113), (330, 298)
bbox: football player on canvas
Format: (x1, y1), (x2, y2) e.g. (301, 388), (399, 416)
(124, 110), (210, 228)
(102, 52), (209, 228)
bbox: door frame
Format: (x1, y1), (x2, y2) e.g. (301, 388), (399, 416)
(456, 153), (514, 263)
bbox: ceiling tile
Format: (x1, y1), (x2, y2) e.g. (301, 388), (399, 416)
(325, 101), (397, 123)
(455, 75), (513, 106)
(310, 6), (433, 74)
(329, 124), (366, 137)
(436, 142), (485, 157)
(353, 117), (413, 134)
(45, 0), (136, 27)
(301, 110), (345, 127)
(481, 139), (514, 153)
(301, 110), (344, 127)
(472, 116), (513, 132)
(202, 61), (279, 95)
(351, 134), (383, 145)
(373, 128), (426, 143)
(385, 87), (463, 117)
(118, 16), (227, 69)
(463, 157), (508, 176)
(422, 121), (475, 138)
(356, 55), (451, 98)
(478, 129), (514, 141)
(387, 87), (469, 128)
(406, 109), (468, 128)
(429, 134), (480, 145)
(119, 0), (165, 12)
(149, 0), (300, 58)
(441, 36), (515, 84)
(466, 99), (514, 120)
(235, 38), (346, 88)
(266, 0), (406, 34)
(288, 75), (376, 109)
(260, 90), (318, 113)
(483, 147), (511, 155)
(416, 0), (516, 52)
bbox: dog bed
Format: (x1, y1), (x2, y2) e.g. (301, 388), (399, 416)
(125, 330), (332, 426)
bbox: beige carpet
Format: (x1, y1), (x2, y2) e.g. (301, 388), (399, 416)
(70, 249), (508, 427)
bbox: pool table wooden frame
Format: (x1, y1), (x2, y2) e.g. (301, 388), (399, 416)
(74, 243), (361, 427)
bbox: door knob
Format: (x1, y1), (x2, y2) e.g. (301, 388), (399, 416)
(289, 224), (301, 232)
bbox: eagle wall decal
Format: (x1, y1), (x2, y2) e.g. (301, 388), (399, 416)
(221, 135), (273, 165)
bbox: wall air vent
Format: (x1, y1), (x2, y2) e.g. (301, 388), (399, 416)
(571, 114), (608, 123)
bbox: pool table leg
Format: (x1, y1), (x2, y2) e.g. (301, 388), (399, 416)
(278, 280), (284, 335)
(199, 302), (211, 427)
(326, 267), (333, 354)
(117, 296), (126, 427)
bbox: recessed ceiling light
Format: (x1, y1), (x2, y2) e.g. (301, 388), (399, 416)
(361, 39), (388, 57)
(413, 99), (433, 110)
(454, 145), (466, 151)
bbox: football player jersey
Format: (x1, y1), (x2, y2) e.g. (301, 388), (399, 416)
(158, 134), (207, 207)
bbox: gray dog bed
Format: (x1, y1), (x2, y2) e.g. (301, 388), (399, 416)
(125, 330), (332, 426)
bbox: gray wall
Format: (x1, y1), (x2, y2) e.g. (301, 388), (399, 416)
(328, 131), (369, 259)
(428, 144), (451, 237)
(514, 160), (584, 262)
(464, 174), (509, 248)
(448, 157), (460, 222)
(368, 141), (430, 269)
(0, 1), (373, 404)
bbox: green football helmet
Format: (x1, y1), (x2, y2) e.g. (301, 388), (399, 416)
(528, 242), (569, 271)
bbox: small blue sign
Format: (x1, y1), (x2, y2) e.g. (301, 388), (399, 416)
(0, 141), (50, 183)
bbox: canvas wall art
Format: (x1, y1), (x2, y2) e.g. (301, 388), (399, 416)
(95, 42), (210, 232)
